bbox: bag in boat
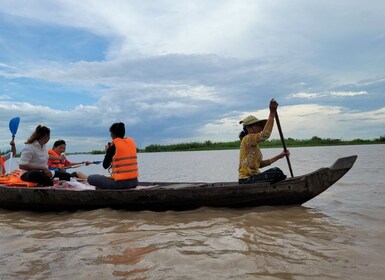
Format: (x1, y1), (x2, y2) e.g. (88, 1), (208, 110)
(259, 167), (287, 184)
(241, 167), (287, 184)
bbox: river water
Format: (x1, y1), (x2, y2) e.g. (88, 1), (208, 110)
(1, 145), (384, 279)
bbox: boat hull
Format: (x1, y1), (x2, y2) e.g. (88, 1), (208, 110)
(0, 155), (357, 211)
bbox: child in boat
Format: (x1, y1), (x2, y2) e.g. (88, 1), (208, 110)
(0, 139), (16, 176)
(48, 139), (91, 180)
(87, 122), (139, 189)
(19, 125), (79, 186)
(238, 99), (289, 184)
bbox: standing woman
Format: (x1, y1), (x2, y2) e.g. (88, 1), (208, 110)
(19, 125), (75, 186)
(87, 122), (139, 189)
(238, 99), (289, 184)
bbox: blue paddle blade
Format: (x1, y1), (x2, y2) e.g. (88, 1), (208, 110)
(93, 161), (102, 164)
(9, 117), (20, 137)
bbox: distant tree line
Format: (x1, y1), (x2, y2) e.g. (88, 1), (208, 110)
(143, 136), (385, 153)
(2, 136), (384, 155)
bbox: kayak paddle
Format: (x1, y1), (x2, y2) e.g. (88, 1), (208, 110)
(66, 160), (103, 169)
(8, 117), (20, 174)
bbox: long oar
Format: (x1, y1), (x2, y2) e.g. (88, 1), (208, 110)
(8, 117), (20, 173)
(65, 161), (102, 170)
(275, 111), (294, 177)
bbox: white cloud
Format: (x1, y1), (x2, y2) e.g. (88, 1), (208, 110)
(330, 91), (368, 97)
(289, 91), (370, 99)
(195, 104), (385, 143)
(288, 92), (323, 99)
(3, 0), (382, 61)
(1, 1), (385, 151)
(274, 104), (385, 140)
(0, 63), (17, 69)
(0, 95), (10, 100)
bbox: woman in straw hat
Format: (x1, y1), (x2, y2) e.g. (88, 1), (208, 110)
(238, 99), (289, 184)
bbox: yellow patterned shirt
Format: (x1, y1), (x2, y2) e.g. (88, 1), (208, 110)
(238, 117), (274, 179)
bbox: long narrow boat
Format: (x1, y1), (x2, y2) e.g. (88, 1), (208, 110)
(0, 155), (357, 211)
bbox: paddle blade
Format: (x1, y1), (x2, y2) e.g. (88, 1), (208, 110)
(9, 117), (20, 137)
(93, 161), (102, 165)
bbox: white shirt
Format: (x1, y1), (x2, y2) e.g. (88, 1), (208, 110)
(19, 140), (49, 170)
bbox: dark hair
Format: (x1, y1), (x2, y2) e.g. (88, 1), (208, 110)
(53, 139), (66, 148)
(239, 121), (265, 140)
(110, 122), (125, 138)
(25, 125), (50, 144)
(239, 127), (248, 140)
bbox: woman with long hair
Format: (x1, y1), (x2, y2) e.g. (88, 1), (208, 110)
(19, 125), (76, 186)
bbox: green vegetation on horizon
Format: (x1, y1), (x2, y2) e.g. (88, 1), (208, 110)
(2, 136), (384, 155)
(142, 136), (385, 153)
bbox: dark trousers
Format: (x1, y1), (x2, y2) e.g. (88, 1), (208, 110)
(21, 170), (76, 186)
(87, 174), (138, 189)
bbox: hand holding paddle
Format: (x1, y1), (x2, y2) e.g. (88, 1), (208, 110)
(8, 117), (20, 173)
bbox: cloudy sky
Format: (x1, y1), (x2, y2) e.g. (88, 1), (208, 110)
(1, 0), (384, 152)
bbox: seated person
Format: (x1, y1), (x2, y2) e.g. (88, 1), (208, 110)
(87, 122), (138, 189)
(48, 139), (91, 180)
(19, 125), (76, 186)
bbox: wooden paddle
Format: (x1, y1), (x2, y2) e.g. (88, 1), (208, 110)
(8, 117), (20, 173)
(275, 111), (294, 177)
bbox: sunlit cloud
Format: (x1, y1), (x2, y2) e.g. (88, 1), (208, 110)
(288, 92), (324, 99)
(289, 91), (370, 99)
(330, 91), (368, 97)
(1, 1), (385, 151)
(0, 95), (10, 100)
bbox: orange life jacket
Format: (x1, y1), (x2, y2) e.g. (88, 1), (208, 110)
(0, 170), (37, 187)
(111, 137), (139, 181)
(48, 149), (65, 169)
(0, 156), (5, 176)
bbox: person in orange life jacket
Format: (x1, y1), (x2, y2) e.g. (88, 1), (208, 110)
(48, 139), (91, 180)
(19, 125), (78, 186)
(87, 122), (139, 189)
(238, 99), (290, 184)
(0, 139), (16, 176)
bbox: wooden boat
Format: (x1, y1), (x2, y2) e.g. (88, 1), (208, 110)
(0, 155), (357, 211)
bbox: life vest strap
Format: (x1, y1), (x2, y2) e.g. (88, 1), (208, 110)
(111, 162), (137, 168)
(111, 169), (139, 174)
(114, 156), (137, 162)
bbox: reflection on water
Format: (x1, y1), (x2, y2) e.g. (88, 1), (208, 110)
(1, 145), (385, 279)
